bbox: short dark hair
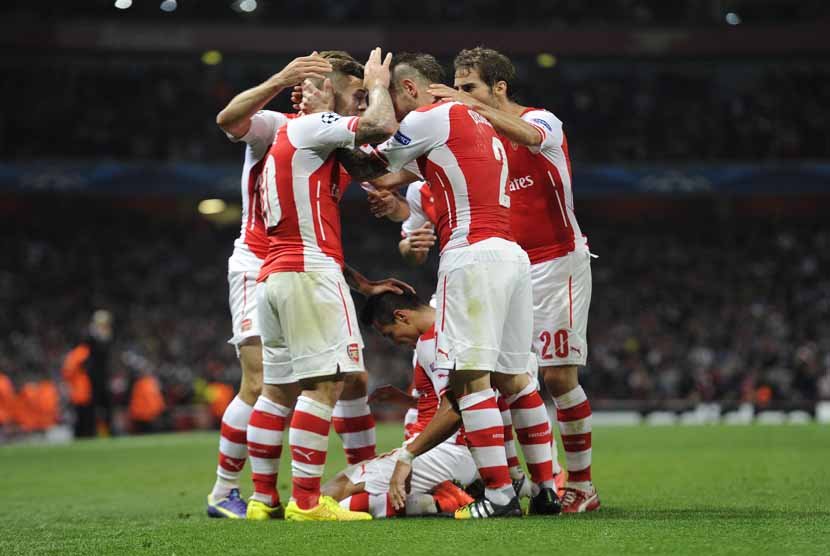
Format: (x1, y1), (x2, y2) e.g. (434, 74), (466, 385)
(390, 52), (446, 86)
(454, 46), (515, 89)
(306, 55), (364, 90)
(319, 50), (357, 62)
(360, 290), (426, 327)
(329, 57), (364, 80)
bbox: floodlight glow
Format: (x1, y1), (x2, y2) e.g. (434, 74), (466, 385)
(114, 0), (133, 9)
(536, 53), (557, 68)
(198, 199), (226, 215)
(160, 0), (177, 13)
(725, 12), (741, 25)
(239, 0), (258, 13)
(202, 50), (223, 65)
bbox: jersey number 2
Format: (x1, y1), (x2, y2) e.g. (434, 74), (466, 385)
(491, 137), (510, 208)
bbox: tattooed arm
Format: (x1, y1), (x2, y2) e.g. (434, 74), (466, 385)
(353, 48), (398, 146)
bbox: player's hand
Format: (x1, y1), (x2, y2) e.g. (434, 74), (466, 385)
(388, 458), (413, 511)
(367, 189), (402, 219)
(275, 52), (332, 89)
(406, 223), (436, 253)
(363, 47), (393, 91)
(299, 78), (335, 114)
(368, 384), (415, 406)
(291, 84), (303, 113)
(427, 83), (478, 108)
(361, 277), (416, 297)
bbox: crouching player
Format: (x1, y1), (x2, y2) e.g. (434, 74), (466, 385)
(321, 291), (477, 517)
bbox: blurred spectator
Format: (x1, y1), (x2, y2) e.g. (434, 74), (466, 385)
(205, 383), (235, 424)
(59, 311), (116, 437)
(128, 373), (166, 434)
(0, 372), (14, 434)
(2, 56), (829, 163)
(1, 195), (828, 414)
(61, 343), (94, 437)
(13, 379), (60, 433)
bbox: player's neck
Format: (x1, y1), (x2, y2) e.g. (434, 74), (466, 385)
(415, 307), (436, 335)
(500, 98), (526, 117)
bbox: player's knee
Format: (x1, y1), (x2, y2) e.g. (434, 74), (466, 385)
(262, 382), (299, 408)
(540, 365), (578, 397)
(491, 372), (531, 397)
(449, 370), (491, 397)
(299, 375), (341, 405)
(341, 371), (368, 400)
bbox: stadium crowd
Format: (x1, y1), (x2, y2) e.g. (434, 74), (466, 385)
(1, 197), (828, 435)
(2, 56), (829, 164)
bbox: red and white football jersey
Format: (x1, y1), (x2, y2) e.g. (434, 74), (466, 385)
(376, 101), (513, 253)
(409, 326), (466, 445)
(257, 111), (360, 280)
(227, 110), (294, 272)
(400, 180), (436, 238)
(502, 108), (586, 264)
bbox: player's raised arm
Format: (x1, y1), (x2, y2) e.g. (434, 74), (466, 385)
(216, 53), (332, 139)
(353, 48), (398, 146)
(428, 83), (543, 147)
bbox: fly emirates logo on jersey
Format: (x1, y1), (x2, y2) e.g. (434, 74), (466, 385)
(509, 175), (535, 192)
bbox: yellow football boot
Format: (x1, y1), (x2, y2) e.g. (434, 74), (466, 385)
(246, 499), (284, 520)
(284, 495), (372, 522)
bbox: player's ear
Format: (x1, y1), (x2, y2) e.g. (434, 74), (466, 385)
(404, 79), (418, 98)
(494, 80), (508, 97)
(394, 309), (409, 324)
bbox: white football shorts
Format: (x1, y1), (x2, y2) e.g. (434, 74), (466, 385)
(434, 238), (533, 374)
(530, 245), (592, 367)
(227, 270), (262, 356)
(258, 271), (364, 384)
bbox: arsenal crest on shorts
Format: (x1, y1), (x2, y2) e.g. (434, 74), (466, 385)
(347, 343), (360, 362)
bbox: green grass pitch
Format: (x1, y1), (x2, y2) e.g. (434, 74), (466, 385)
(1, 424), (829, 555)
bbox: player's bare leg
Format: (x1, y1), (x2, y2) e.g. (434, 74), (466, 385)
(540, 364), (600, 513)
(492, 371), (561, 515)
(207, 338), (264, 519)
(334, 371), (377, 464)
(245, 381), (299, 520)
(237, 339), (265, 405)
(449, 370), (521, 518)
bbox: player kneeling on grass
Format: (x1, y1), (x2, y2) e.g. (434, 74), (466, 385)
(321, 291), (477, 517)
